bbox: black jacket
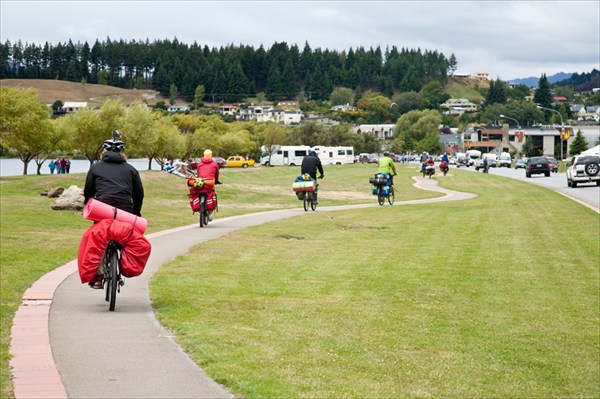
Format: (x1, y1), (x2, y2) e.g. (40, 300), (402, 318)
(301, 155), (324, 179)
(84, 151), (144, 216)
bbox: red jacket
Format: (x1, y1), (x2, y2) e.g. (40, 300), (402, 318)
(196, 157), (219, 181)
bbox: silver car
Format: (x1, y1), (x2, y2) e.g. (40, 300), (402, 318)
(566, 155), (600, 188)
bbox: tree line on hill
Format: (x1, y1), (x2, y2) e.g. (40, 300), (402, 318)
(555, 69), (600, 93)
(0, 38), (452, 103)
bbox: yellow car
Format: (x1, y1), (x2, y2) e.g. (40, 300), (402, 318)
(226, 156), (255, 168)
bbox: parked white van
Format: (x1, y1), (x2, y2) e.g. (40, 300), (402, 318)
(465, 150), (482, 166)
(498, 152), (512, 168)
(476, 153), (499, 170)
(311, 146), (354, 165)
(260, 145), (312, 166)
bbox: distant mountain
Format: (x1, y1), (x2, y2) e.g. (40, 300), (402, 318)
(508, 72), (573, 87)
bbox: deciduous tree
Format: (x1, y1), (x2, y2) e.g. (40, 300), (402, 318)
(0, 87), (54, 174)
(329, 86), (354, 106)
(262, 123), (287, 164)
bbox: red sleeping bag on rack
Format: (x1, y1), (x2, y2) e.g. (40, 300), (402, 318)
(77, 218), (152, 283)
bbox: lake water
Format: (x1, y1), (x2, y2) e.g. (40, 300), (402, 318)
(0, 158), (161, 177)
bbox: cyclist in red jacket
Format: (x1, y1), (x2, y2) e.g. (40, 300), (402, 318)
(196, 149), (220, 220)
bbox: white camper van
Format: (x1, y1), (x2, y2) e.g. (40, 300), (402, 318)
(311, 146), (354, 165)
(260, 145), (312, 166)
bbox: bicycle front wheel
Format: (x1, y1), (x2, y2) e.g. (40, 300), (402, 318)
(377, 187), (384, 206)
(388, 186), (395, 205)
(199, 196), (206, 227)
(104, 256), (110, 302)
(108, 248), (119, 311)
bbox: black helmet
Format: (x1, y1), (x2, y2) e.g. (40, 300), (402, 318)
(308, 150), (317, 156)
(103, 130), (125, 152)
(383, 151), (390, 156)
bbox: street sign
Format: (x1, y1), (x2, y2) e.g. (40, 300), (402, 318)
(556, 127), (572, 140)
(515, 131), (525, 142)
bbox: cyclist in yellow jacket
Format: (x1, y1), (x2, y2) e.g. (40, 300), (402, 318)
(377, 152), (397, 184)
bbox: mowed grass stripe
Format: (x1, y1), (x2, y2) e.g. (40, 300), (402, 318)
(151, 171), (599, 398)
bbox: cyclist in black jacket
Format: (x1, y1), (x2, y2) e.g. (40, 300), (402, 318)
(84, 132), (144, 217)
(301, 150), (324, 180)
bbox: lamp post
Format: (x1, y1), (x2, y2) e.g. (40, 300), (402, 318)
(499, 114), (521, 129)
(537, 105), (565, 161)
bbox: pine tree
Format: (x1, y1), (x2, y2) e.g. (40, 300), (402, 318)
(569, 130), (588, 156)
(281, 58), (299, 99)
(447, 53), (457, 76)
(266, 61), (283, 101)
(534, 74), (553, 109)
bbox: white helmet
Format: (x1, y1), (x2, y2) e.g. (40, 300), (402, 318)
(103, 139), (125, 152)
(103, 129), (125, 152)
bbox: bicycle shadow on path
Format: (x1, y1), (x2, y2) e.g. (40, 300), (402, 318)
(10, 176), (476, 399)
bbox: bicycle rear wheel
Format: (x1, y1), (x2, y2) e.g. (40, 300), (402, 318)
(311, 192), (317, 211)
(303, 194), (309, 211)
(388, 186), (395, 205)
(108, 247), (119, 311)
(377, 186), (384, 206)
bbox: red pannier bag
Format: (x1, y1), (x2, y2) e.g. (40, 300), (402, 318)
(188, 188), (217, 212)
(77, 219), (152, 283)
(206, 191), (217, 211)
(189, 190), (201, 212)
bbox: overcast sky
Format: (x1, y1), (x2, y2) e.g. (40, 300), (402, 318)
(1, 0), (599, 81)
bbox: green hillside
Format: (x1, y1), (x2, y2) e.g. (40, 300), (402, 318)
(445, 78), (486, 103)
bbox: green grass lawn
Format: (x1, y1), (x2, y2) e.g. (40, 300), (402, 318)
(150, 168), (599, 398)
(0, 162), (437, 398)
(1, 163), (598, 398)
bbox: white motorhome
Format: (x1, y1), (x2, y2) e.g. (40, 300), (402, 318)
(260, 145), (312, 166)
(311, 146), (354, 165)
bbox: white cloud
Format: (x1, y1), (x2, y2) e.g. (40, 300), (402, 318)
(1, 1), (598, 80)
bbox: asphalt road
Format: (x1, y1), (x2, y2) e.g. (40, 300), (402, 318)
(454, 164), (599, 211)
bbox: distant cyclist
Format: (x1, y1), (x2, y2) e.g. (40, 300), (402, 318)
(377, 151), (397, 184)
(300, 150), (323, 199)
(83, 130), (144, 287)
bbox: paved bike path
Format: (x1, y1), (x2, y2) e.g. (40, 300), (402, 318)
(12, 177), (476, 398)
